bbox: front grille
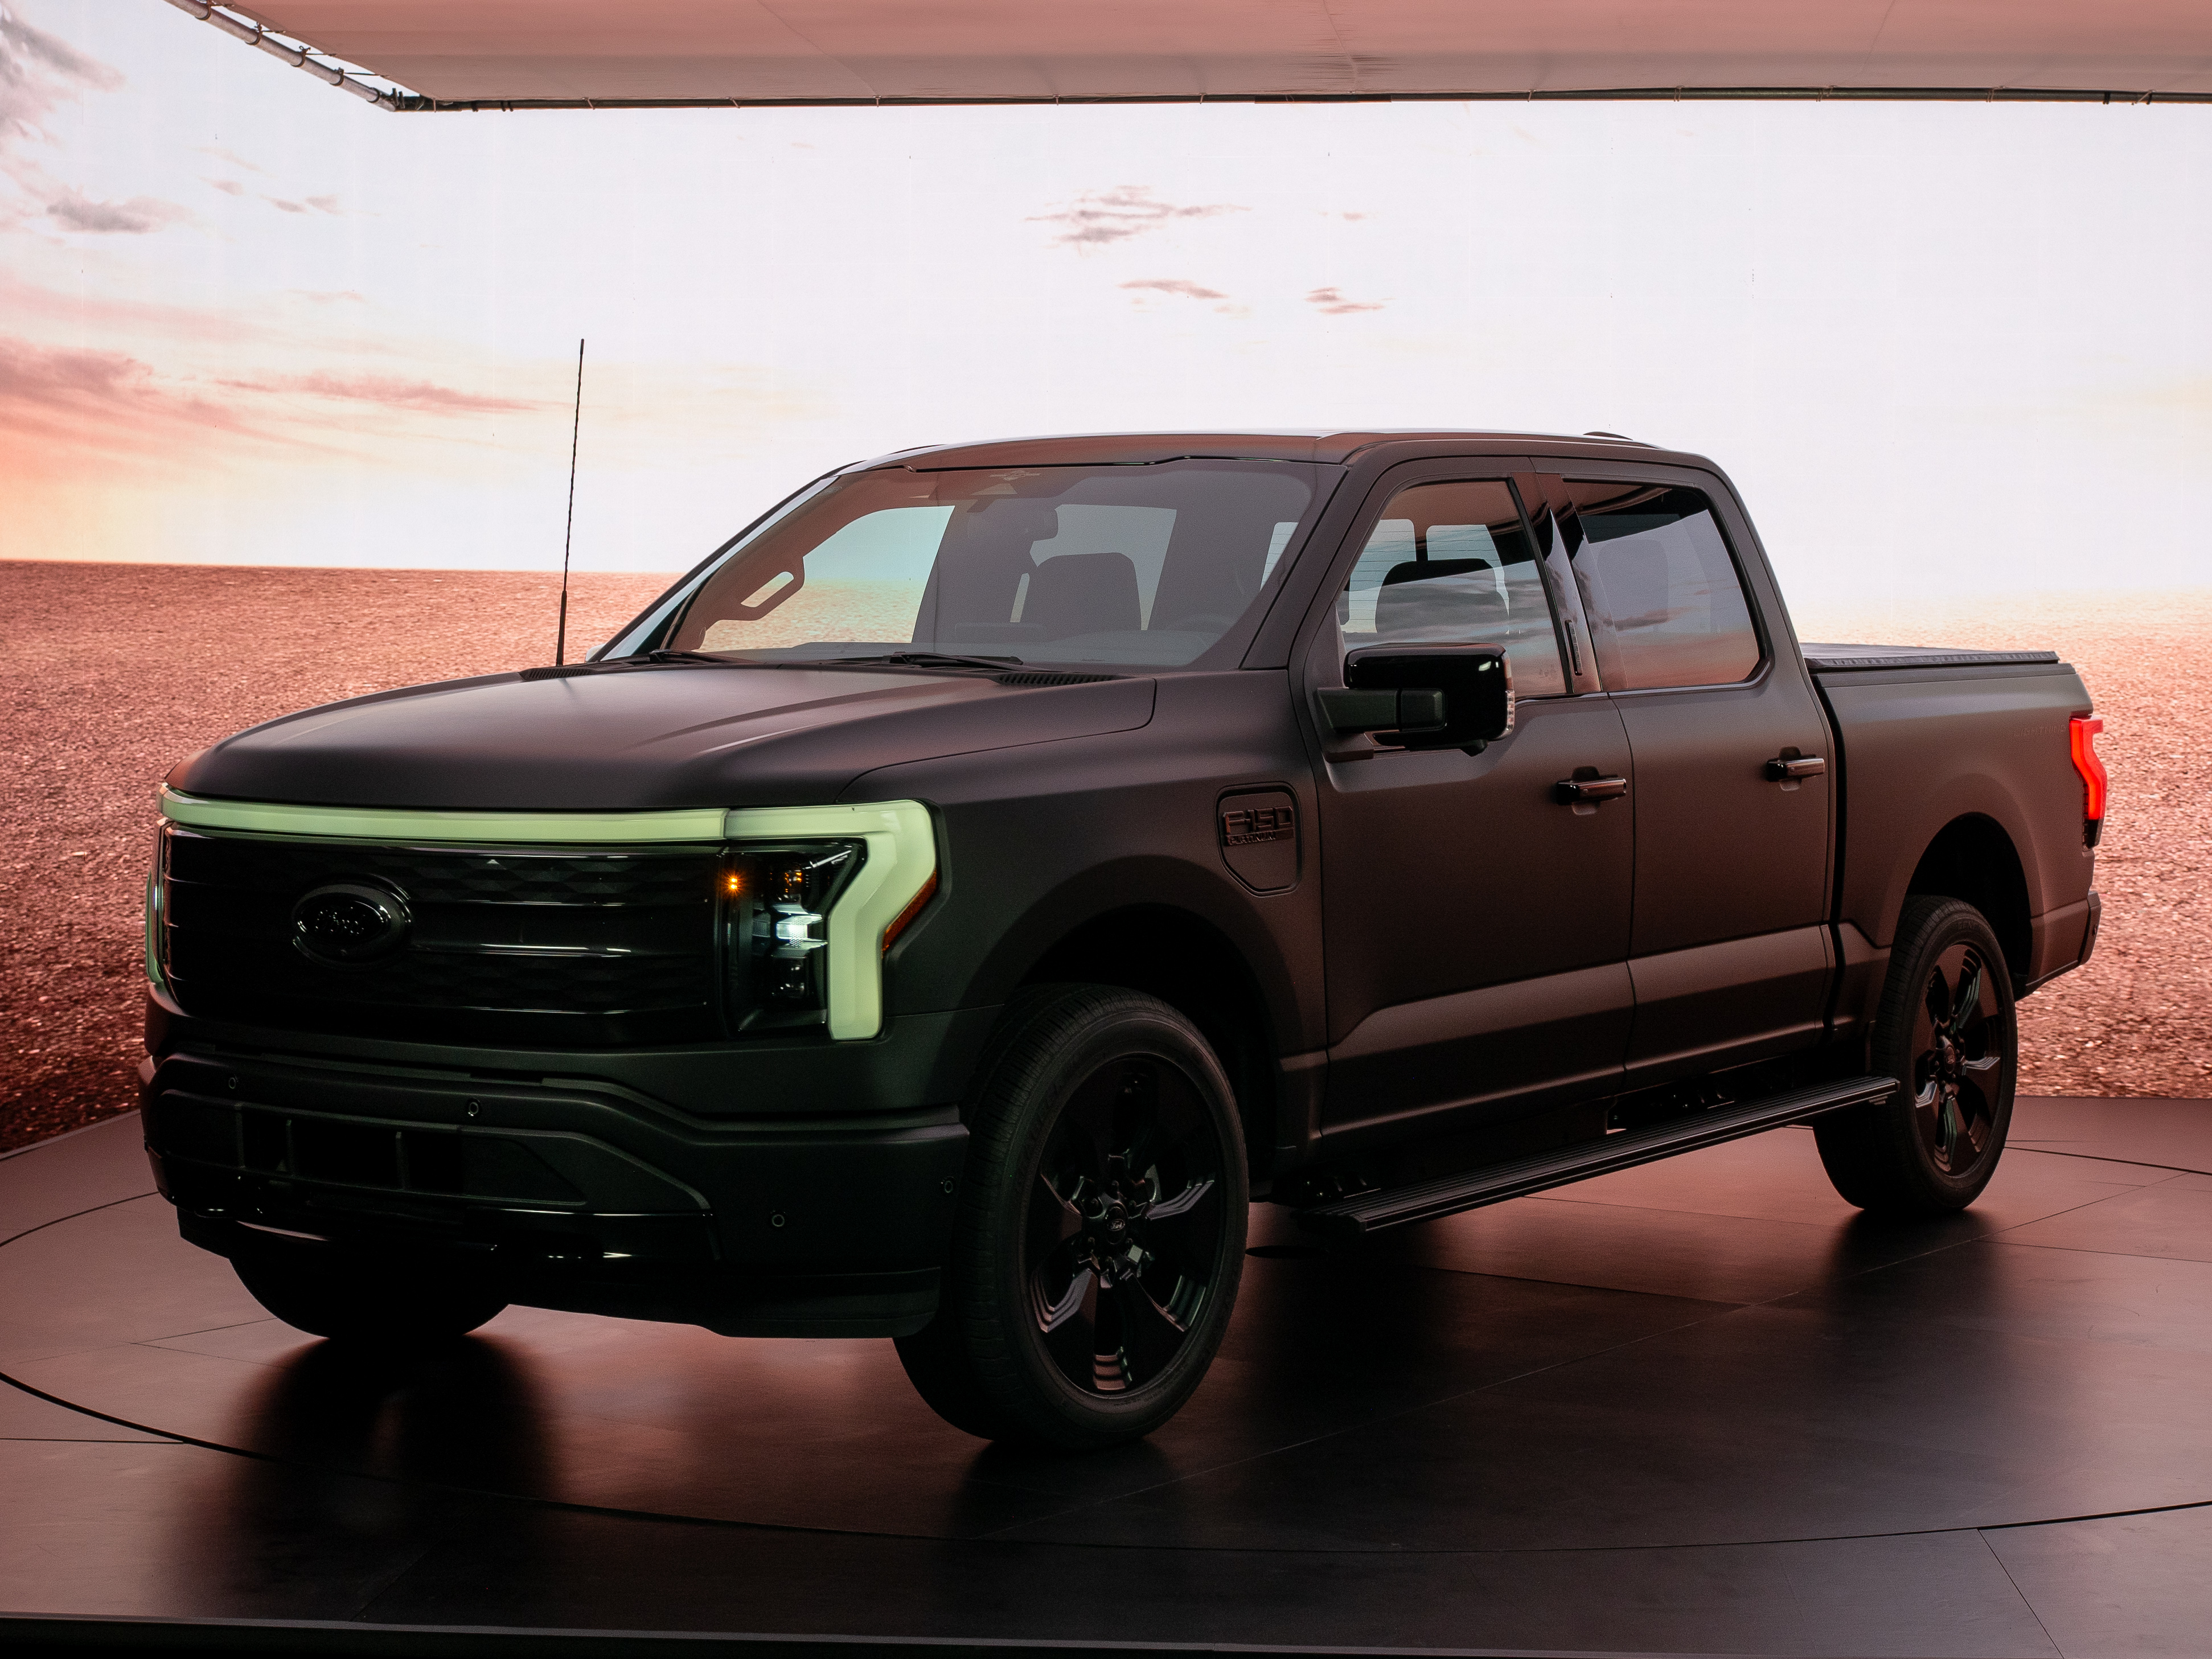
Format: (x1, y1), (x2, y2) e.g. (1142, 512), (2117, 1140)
(162, 828), (724, 1046)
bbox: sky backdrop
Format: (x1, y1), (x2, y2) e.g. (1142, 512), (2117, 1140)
(2, 1), (2209, 603)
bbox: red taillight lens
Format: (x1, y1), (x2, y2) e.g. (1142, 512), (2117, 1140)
(2070, 716), (2107, 844)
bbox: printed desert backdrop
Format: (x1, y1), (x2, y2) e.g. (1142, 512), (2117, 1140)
(2, 559), (2203, 1151)
(5, 4), (2210, 1147)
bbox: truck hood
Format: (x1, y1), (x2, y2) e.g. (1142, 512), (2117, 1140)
(169, 665), (1157, 810)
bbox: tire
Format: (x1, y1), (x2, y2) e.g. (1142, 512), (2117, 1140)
(1815, 896), (2017, 1215)
(896, 984), (1249, 1449)
(233, 1247), (508, 1349)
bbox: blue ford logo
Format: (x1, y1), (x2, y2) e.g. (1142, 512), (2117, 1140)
(291, 883), (411, 964)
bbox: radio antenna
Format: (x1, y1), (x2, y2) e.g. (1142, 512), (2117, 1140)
(553, 337), (585, 664)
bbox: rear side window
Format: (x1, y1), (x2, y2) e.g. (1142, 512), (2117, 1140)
(1336, 478), (1567, 697)
(1565, 481), (1759, 689)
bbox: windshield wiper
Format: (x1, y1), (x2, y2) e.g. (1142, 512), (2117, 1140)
(809, 651), (1025, 672)
(642, 649), (749, 666)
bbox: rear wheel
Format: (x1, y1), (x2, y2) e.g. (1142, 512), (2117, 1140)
(1816, 896), (2017, 1214)
(897, 985), (1248, 1449)
(233, 1247), (507, 1349)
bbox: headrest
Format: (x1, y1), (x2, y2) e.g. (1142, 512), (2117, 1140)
(1024, 552), (1142, 639)
(1373, 559), (1505, 638)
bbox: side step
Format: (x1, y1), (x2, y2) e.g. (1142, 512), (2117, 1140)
(1296, 1074), (1899, 1238)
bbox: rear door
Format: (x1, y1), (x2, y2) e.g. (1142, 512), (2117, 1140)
(1306, 465), (1637, 1141)
(1530, 470), (1835, 1085)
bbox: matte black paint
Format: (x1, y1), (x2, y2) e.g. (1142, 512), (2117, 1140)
(150, 430), (2100, 1338)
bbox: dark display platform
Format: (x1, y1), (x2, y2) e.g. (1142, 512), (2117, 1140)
(5, 1099), (2210, 1657)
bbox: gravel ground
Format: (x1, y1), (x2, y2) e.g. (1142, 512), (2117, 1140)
(1, 561), (670, 1152)
(3, 562), (2203, 1151)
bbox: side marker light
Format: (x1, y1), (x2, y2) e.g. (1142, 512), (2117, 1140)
(882, 870), (938, 952)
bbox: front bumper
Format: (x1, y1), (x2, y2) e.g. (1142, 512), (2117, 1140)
(141, 1040), (971, 1338)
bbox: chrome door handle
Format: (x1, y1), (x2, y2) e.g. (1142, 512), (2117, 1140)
(1764, 754), (1827, 781)
(1554, 774), (1628, 804)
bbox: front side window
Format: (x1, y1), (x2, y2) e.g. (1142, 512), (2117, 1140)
(1566, 481), (1760, 691)
(659, 460), (1318, 669)
(1335, 478), (1567, 696)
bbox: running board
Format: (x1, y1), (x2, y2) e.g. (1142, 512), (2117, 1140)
(1296, 1074), (1899, 1238)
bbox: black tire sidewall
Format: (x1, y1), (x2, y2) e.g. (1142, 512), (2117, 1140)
(949, 984), (1249, 1448)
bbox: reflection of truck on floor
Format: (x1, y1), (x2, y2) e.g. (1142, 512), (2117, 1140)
(141, 430), (2105, 1448)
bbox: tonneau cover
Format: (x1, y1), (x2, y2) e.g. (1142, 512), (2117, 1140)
(1801, 644), (2062, 672)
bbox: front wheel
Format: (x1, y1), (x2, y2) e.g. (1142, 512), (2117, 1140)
(897, 985), (1248, 1449)
(1815, 896), (2017, 1214)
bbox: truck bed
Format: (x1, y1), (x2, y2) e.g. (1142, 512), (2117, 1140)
(1804, 639), (2094, 997)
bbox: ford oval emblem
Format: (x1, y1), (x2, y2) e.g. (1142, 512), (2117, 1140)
(291, 882), (411, 964)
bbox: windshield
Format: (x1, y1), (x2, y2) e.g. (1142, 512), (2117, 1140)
(655, 460), (1319, 668)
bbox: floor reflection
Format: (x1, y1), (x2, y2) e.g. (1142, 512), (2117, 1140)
(165, 1334), (557, 1618)
(115, 1134), (2212, 1596)
(243, 1333), (556, 1493)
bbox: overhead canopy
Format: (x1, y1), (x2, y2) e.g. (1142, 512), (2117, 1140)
(222, 1), (2212, 109)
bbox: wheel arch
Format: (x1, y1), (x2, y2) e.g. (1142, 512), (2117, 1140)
(1903, 813), (2033, 990)
(1015, 902), (1281, 1178)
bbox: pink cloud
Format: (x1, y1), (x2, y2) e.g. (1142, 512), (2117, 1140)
(1121, 278), (1229, 302)
(46, 189), (190, 234)
(220, 371), (537, 414)
(194, 146), (265, 175)
(1031, 186), (1247, 248)
(1306, 286), (1386, 315)
(0, 335), (248, 455)
(0, 11), (122, 132)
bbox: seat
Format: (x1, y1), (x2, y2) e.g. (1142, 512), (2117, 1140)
(1373, 557), (1504, 639)
(1023, 552), (1142, 639)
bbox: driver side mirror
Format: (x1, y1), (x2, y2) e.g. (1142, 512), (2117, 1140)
(1318, 646), (1515, 753)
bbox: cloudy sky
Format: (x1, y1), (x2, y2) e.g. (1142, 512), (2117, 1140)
(2, 1), (2208, 601)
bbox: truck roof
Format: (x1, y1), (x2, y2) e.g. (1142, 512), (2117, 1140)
(855, 429), (1705, 471)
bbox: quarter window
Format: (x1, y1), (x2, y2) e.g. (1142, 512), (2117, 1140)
(1335, 478), (1567, 697)
(1565, 482), (1759, 690)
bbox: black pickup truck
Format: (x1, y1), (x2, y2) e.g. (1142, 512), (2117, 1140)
(141, 430), (2106, 1448)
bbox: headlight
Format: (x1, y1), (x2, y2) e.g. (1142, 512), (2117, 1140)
(720, 841), (863, 1035)
(719, 800), (938, 1042)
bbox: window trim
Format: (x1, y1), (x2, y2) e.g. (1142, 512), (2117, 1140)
(1300, 458), (1579, 703)
(1529, 466), (1775, 697)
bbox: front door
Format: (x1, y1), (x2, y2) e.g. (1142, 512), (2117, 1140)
(1308, 468), (1637, 1142)
(1536, 471), (1835, 1084)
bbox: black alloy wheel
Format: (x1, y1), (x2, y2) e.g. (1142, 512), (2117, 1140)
(896, 984), (1248, 1449)
(1025, 1054), (1227, 1398)
(1816, 896), (2018, 1214)
(1908, 938), (2005, 1177)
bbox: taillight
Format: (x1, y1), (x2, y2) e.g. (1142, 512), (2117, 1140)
(2069, 717), (2107, 847)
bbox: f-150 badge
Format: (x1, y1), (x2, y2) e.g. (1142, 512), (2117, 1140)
(1217, 790), (1299, 893)
(1221, 803), (1295, 846)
